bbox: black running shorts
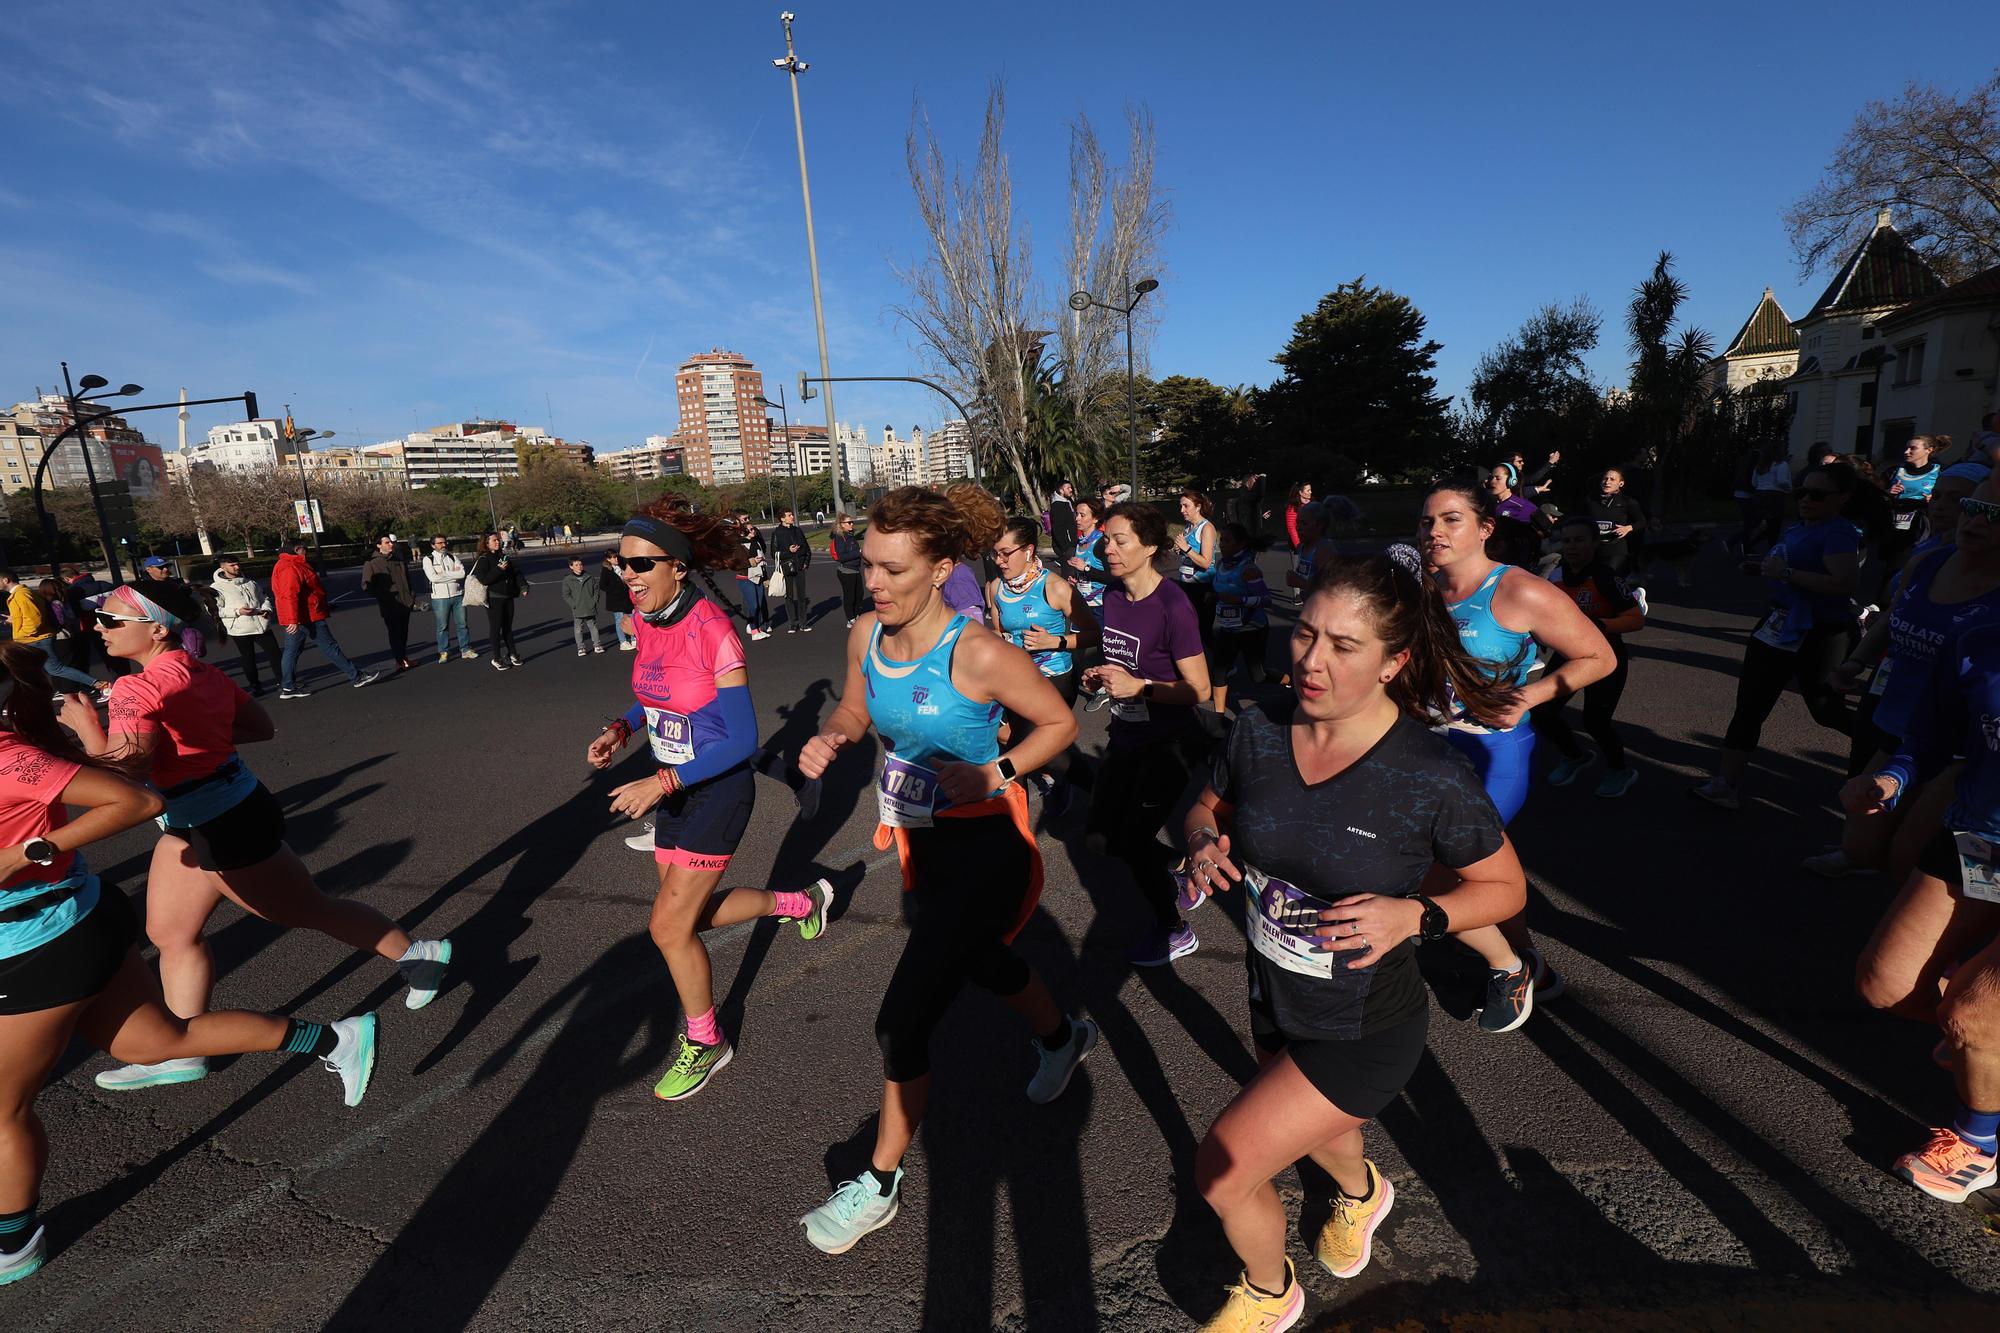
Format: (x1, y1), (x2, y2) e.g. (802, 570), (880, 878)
(0, 882), (138, 1015)
(1249, 1000), (1429, 1120)
(177, 782), (287, 873)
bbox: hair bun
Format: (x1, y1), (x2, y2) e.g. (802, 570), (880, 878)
(1384, 543), (1425, 579)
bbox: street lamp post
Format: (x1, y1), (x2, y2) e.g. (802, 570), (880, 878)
(57, 363), (145, 584)
(285, 413), (332, 566)
(1069, 279), (1158, 500)
(758, 387), (799, 519)
(773, 11), (844, 514)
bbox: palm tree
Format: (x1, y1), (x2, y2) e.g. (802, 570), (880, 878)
(1627, 252), (1715, 512)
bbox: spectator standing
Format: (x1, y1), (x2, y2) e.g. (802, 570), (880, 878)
(829, 512), (865, 628)
(421, 535), (476, 662)
(1282, 481), (1314, 551)
(471, 532), (526, 670)
(772, 507), (812, 632)
(733, 514), (771, 641)
(209, 555), (282, 696)
(361, 535), (415, 672)
(270, 539), (379, 698)
(601, 551), (637, 650)
(139, 557), (207, 657)
(0, 569), (103, 693)
(561, 556), (605, 655)
(1049, 480), (1079, 565)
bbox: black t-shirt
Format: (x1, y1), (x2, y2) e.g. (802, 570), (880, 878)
(1548, 558), (1639, 658)
(1210, 701), (1505, 1040)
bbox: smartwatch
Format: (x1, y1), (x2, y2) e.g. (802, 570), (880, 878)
(1413, 893), (1449, 943)
(23, 837), (59, 867)
(1141, 681), (1156, 701)
(995, 756), (1018, 784)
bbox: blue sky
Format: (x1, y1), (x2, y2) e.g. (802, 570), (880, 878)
(5, 1), (1995, 456)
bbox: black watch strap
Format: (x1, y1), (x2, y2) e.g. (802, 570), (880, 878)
(1414, 893), (1448, 942)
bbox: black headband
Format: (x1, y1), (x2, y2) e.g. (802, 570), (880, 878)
(621, 516), (696, 567)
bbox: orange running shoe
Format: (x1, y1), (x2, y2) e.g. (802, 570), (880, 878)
(1894, 1127), (1997, 1203)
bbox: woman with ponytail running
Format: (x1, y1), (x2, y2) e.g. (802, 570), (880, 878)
(1065, 496), (1111, 613)
(1420, 479), (1614, 1033)
(795, 485), (1094, 1255)
(66, 581), (442, 1094)
(1184, 548), (1525, 1328)
(585, 502), (832, 1102)
(988, 516), (1097, 813)
(0, 644), (375, 1287)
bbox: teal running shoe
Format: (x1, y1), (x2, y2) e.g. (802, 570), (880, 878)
(325, 1014), (377, 1107)
(798, 878), (834, 942)
(1026, 1017), (1100, 1104)
(399, 938), (452, 1011)
(1546, 755), (1589, 787)
(653, 1034), (733, 1101)
(95, 1057), (208, 1092)
(0, 1227), (45, 1286)
(802, 1168), (902, 1254)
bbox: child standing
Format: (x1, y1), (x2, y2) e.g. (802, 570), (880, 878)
(561, 557), (605, 656)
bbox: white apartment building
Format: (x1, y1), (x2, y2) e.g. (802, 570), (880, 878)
(598, 435), (687, 481)
(393, 430), (522, 489)
(926, 419), (974, 485)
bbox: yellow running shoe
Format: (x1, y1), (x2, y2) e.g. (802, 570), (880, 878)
(1315, 1159), (1394, 1278)
(1199, 1259), (1302, 1332)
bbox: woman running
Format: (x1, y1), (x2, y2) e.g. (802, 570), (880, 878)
(1482, 463), (1545, 568)
(1844, 603), (2000, 1207)
(1536, 514), (1646, 797)
(988, 516), (1097, 812)
(1422, 479), (1614, 1032)
(1087, 501), (1213, 966)
(938, 483), (999, 625)
(584, 504), (832, 1102)
(1208, 521), (1272, 716)
(0, 644), (376, 1287)
(1692, 462), (1863, 810)
(67, 581), (445, 1093)
(1173, 488), (1218, 642)
(1882, 434), (1943, 570)
(1065, 496), (1110, 613)
(1184, 548), (1526, 1329)
(794, 485), (1095, 1254)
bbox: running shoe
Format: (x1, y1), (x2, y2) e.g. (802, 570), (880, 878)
(621, 640), (638, 650)
(492, 658), (510, 672)
(1523, 943), (1565, 1002)
(1082, 689), (1111, 713)
(801, 1168), (901, 1255)
(625, 823), (656, 852)
(353, 671), (381, 689)
(1172, 858), (1207, 915)
(1476, 958), (1535, 1033)
(1595, 767), (1639, 798)
(653, 1034), (732, 1101)
(1802, 848), (1874, 879)
(1689, 777), (1741, 810)
(1199, 1260), (1303, 1332)
(398, 938), (453, 1010)
(576, 648), (586, 657)
(1026, 1017), (1100, 1104)
(278, 687), (310, 700)
(509, 655), (523, 667)
(324, 1014), (377, 1107)
(1029, 771), (1072, 818)
(461, 649), (479, 660)
(796, 877), (834, 942)
(1894, 1127), (1998, 1203)
(1315, 1161), (1394, 1279)
(801, 621), (813, 633)
(1633, 586), (1650, 617)
(593, 645), (605, 654)
(1128, 921), (1198, 968)
(95, 1056), (208, 1091)
(1546, 755), (1590, 787)
(0, 1227), (46, 1287)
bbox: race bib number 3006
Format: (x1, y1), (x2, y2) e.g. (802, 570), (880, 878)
(1246, 865), (1335, 978)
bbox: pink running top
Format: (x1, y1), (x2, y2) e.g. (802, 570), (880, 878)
(628, 598), (745, 763)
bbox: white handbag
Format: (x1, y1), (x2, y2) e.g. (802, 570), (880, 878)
(463, 566), (488, 608)
(766, 566), (787, 599)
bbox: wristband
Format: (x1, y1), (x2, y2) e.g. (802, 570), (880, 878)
(606, 719), (633, 746)
(656, 767), (682, 796)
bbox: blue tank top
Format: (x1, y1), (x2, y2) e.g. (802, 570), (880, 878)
(1178, 519), (1215, 585)
(864, 615), (1002, 774)
(1075, 531), (1106, 609)
(1447, 565), (1536, 686)
(1210, 549), (1268, 632)
(994, 569), (1072, 677)
(1874, 546), (2000, 741)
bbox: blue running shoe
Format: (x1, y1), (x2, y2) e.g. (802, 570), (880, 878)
(1546, 756), (1589, 787)
(802, 1169), (902, 1254)
(325, 1014), (377, 1107)
(0, 1227), (45, 1286)
(1026, 1017), (1100, 1104)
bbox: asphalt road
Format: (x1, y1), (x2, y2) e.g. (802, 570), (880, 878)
(6, 538), (1997, 1331)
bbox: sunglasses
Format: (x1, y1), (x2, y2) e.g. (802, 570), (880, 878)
(94, 610), (148, 629)
(1960, 496), (2000, 523)
(621, 555), (682, 574)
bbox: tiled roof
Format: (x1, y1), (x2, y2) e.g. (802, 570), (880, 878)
(1804, 211), (1945, 319)
(1880, 262), (2000, 330)
(1722, 288), (1800, 357)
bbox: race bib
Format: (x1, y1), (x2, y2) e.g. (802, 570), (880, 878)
(1952, 831), (2000, 904)
(1752, 607), (1803, 651)
(644, 707), (694, 764)
(1101, 625), (1149, 723)
(1215, 602), (1243, 631)
(1869, 658), (1891, 697)
(1246, 865), (1336, 978)
(1893, 512), (1916, 531)
(877, 755), (942, 828)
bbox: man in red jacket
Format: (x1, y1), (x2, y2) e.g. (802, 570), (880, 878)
(272, 540), (379, 698)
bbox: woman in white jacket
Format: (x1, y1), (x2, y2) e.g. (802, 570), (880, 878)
(209, 556), (282, 697)
(422, 535), (477, 663)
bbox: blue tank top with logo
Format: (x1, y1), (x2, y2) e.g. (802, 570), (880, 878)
(1210, 549), (1268, 632)
(1874, 546), (2000, 741)
(1074, 531), (1107, 609)
(1447, 565), (1536, 686)
(864, 615), (1002, 820)
(994, 569), (1072, 677)
(1178, 519), (1215, 585)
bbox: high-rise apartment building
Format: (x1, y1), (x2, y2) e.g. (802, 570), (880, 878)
(10, 394), (166, 494)
(926, 419), (974, 485)
(674, 350), (771, 487)
(598, 435), (687, 481)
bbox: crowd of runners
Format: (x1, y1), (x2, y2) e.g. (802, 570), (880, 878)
(1, 439), (1996, 1330)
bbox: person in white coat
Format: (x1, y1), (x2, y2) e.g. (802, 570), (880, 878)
(422, 535), (477, 662)
(209, 556), (282, 697)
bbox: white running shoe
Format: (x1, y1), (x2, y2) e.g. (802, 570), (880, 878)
(398, 938), (453, 1010)
(94, 1056), (208, 1091)
(1690, 777), (1741, 810)
(626, 823), (656, 852)
(324, 1015), (378, 1107)
(0, 1225), (46, 1286)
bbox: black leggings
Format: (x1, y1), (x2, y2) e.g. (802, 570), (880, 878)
(1087, 731), (1196, 930)
(1180, 580), (1215, 647)
(484, 598), (518, 658)
(875, 813), (1033, 1082)
(836, 568), (865, 623)
(1531, 654), (1630, 768)
(783, 571), (810, 628)
(1722, 623), (1854, 752)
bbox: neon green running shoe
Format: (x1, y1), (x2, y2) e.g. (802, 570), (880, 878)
(653, 1034), (733, 1101)
(798, 877), (834, 942)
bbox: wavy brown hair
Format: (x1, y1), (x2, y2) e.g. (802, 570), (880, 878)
(870, 484), (1006, 563)
(635, 497), (749, 574)
(0, 642), (138, 775)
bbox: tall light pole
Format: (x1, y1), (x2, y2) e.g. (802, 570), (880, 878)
(56, 364), (145, 583)
(774, 11), (844, 514)
(1070, 278), (1158, 500)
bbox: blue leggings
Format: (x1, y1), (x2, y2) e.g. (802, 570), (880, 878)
(1444, 724), (1536, 825)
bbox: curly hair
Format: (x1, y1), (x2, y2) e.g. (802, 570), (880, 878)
(635, 497), (749, 574)
(1104, 499), (1168, 551)
(869, 484), (1006, 563)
